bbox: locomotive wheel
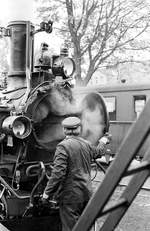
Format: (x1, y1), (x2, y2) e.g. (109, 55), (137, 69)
(0, 190), (8, 220)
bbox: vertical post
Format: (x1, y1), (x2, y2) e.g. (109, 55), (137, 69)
(26, 21), (33, 92)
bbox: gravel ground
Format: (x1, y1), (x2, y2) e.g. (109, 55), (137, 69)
(117, 190), (150, 231)
(91, 170), (150, 231)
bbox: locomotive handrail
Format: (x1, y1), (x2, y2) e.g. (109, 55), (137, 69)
(0, 162), (46, 201)
(29, 161), (46, 207)
(110, 120), (134, 124)
(0, 175), (29, 199)
(2, 86), (27, 94)
(28, 81), (52, 97)
(26, 162), (44, 177)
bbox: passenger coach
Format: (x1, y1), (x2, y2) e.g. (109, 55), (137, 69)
(74, 84), (150, 158)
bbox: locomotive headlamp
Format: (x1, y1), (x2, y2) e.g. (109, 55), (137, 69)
(2, 116), (32, 139)
(13, 120), (26, 137)
(52, 56), (75, 79)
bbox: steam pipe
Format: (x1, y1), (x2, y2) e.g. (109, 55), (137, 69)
(22, 162), (46, 217)
(26, 21), (33, 91)
(30, 164), (46, 206)
(0, 175), (29, 199)
(0, 162), (45, 202)
(21, 21), (34, 105)
(27, 162), (46, 207)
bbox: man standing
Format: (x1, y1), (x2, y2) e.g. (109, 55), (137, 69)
(42, 116), (110, 231)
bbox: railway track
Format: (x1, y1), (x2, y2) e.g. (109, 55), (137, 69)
(92, 168), (150, 196)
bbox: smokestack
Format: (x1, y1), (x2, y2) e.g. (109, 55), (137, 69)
(8, 21), (34, 77)
(6, 0), (35, 90)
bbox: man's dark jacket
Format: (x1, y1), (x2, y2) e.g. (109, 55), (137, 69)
(44, 136), (105, 204)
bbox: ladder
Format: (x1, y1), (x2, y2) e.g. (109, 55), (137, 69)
(73, 98), (150, 231)
(0, 224), (10, 231)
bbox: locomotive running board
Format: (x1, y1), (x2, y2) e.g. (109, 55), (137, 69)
(73, 98), (150, 231)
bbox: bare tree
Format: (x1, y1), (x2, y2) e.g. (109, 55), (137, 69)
(36, 0), (150, 86)
(0, 37), (9, 72)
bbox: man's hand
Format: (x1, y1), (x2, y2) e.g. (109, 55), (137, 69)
(40, 192), (49, 205)
(105, 148), (112, 163)
(97, 133), (112, 157)
(99, 133), (112, 145)
(40, 196), (58, 209)
(40, 197), (49, 206)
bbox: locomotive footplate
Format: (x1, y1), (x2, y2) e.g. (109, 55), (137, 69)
(1, 212), (61, 231)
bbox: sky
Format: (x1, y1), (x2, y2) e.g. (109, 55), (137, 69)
(0, 0), (35, 25)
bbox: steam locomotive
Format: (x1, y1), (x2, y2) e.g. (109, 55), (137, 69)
(0, 20), (109, 231)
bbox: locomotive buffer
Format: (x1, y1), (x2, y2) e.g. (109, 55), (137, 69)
(73, 97), (150, 231)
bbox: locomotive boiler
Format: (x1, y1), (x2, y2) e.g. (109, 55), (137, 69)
(0, 20), (109, 231)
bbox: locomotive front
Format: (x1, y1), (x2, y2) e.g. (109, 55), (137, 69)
(0, 20), (79, 229)
(0, 17), (110, 230)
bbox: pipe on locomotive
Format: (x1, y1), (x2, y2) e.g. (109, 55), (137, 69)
(0, 161), (46, 201)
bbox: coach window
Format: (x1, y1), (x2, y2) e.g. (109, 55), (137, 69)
(104, 96), (116, 121)
(134, 95), (146, 119)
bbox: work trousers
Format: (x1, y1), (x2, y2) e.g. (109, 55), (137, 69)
(59, 202), (87, 231)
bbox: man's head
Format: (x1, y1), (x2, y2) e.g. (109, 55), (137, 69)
(62, 116), (81, 136)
